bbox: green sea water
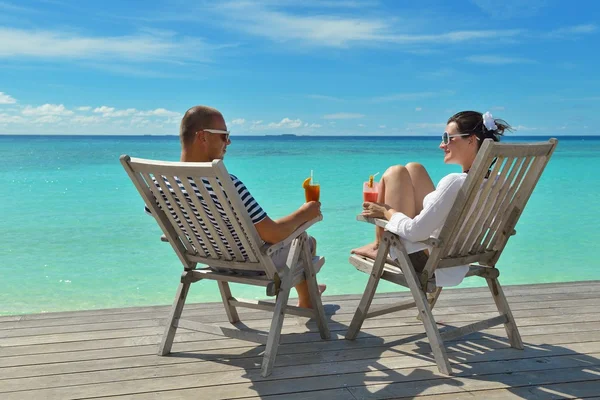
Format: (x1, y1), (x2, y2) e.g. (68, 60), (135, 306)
(1, 135), (598, 315)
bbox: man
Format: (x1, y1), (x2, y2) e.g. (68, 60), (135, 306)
(177, 105), (325, 308)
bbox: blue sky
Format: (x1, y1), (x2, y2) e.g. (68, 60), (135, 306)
(0, 0), (598, 136)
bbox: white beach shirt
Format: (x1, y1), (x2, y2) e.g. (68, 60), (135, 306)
(385, 172), (469, 287)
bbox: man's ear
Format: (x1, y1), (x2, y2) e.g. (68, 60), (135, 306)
(194, 131), (206, 144)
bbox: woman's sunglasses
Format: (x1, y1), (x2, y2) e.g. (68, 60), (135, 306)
(442, 132), (473, 145)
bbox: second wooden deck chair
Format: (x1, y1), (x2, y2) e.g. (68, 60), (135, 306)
(120, 156), (330, 377)
(346, 138), (558, 375)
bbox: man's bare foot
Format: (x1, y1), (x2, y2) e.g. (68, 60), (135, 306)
(350, 242), (379, 260)
(297, 284), (327, 309)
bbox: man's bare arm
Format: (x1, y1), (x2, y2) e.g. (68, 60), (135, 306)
(255, 201), (321, 244)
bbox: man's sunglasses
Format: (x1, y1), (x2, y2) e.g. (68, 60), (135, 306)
(442, 131), (475, 145)
(200, 129), (230, 141)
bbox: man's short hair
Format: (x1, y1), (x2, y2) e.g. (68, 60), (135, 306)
(179, 106), (223, 146)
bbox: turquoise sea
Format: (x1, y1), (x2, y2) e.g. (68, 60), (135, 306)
(1, 135), (599, 316)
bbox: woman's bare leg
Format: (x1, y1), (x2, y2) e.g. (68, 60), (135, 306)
(405, 162), (435, 214)
(351, 165), (417, 259)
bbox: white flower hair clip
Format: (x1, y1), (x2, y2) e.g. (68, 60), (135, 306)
(482, 111), (498, 131)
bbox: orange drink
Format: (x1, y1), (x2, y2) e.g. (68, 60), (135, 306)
(305, 183), (320, 202)
(302, 175), (320, 202)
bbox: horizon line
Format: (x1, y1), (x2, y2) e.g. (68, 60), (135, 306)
(1, 133), (598, 138)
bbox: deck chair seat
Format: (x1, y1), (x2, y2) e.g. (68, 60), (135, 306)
(346, 138), (558, 375)
(120, 157), (330, 377)
(350, 254), (499, 292)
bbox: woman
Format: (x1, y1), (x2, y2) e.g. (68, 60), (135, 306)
(351, 110), (512, 286)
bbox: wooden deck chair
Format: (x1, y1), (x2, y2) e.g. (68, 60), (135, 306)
(346, 138), (558, 375)
(120, 156), (330, 377)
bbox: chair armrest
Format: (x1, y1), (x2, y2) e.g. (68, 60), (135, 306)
(261, 216), (323, 256)
(356, 215), (441, 247)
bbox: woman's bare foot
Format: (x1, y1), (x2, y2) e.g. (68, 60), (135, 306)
(351, 242), (379, 260)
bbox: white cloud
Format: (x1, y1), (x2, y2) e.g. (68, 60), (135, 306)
(72, 115), (101, 124)
(466, 55), (536, 64)
(112, 108), (138, 117)
(93, 106), (115, 114)
(548, 24), (598, 37)
(0, 28), (213, 63)
(94, 106), (164, 118)
(230, 118), (246, 125)
(138, 108), (181, 118)
(22, 104), (73, 116)
(0, 113), (24, 124)
(471, 0), (548, 19)
(0, 92), (17, 104)
(267, 117), (303, 128)
(357, 123), (365, 127)
(32, 115), (62, 124)
(513, 125), (539, 131)
(77, 106), (92, 111)
(415, 107), (422, 111)
(323, 112), (364, 119)
(213, 2), (522, 48)
(379, 125), (386, 129)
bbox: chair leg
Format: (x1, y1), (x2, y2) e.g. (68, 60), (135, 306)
(261, 237), (302, 377)
(345, 236), (391, 340)
(417, 287), (442, 321)
(486, 277), (523, 349)
(394, 244), (452, 375)
(158, 280), (191, 356)
(218, 281), (240, 324)
(300, 234), (330, 340)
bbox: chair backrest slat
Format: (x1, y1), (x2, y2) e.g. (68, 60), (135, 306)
(187, 175), (239, 261)
(141, 172), (195, 255)
(459, 157), (515, 254)
(485, 150), (554, 265)
(173, 178), (218, 259)
(477, 156), (533, 253)
(121, 156), (279, 278)
(161, 174), (213, 259)
(124, 168), (194, 270)
(206, 176), (259, 263)
(465, 156), (521, 255)
(429, 138), (557, 271)
(455, 156), (515, 256)
(447, 155), (506, 256)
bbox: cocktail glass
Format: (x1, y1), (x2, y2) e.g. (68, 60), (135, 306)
(305, 180), (320, 202)
(363, 181), (379, 202)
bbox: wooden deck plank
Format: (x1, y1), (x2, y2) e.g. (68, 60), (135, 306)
(2, 307), (599, 349)
(1, 279), (597, 324)
(2, 283), (599, 332)
(3, 361), (598, 400)
(2, 306), (600, 366)
(3, 300), (600, 340)
(2, 339), (599, 393)
(0, 281), (599, 400)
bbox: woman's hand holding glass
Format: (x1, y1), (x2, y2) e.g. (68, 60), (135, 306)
(361, 201), (391, 219)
